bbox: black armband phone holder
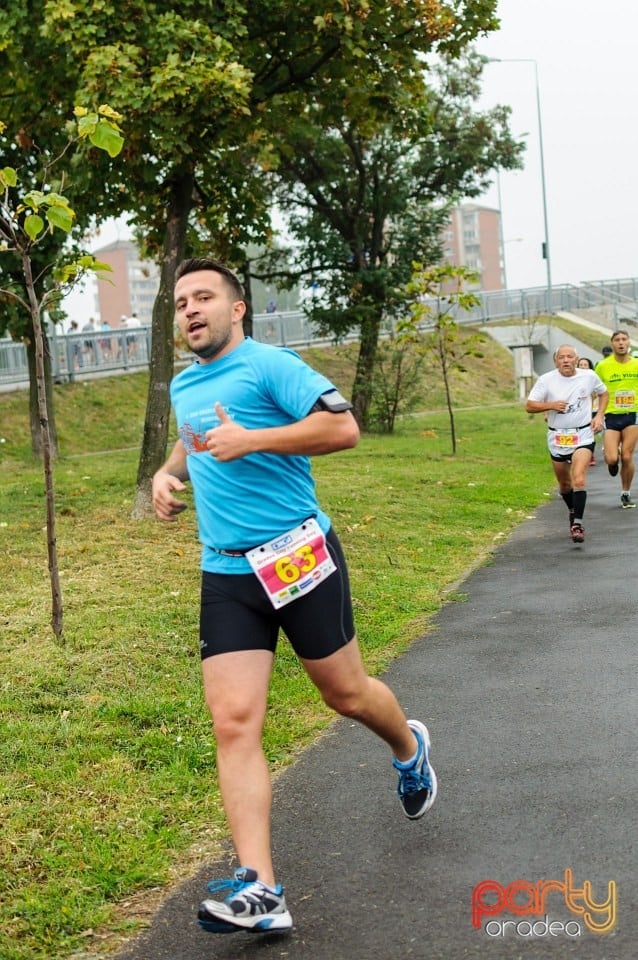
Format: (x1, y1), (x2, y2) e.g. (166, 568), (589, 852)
(308, 389), (353, 414)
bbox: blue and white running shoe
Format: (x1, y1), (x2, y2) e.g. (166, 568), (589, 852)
(393, 719), (438, 819)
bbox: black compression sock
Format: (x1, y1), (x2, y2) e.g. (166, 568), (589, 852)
(572, 489), (587, 520)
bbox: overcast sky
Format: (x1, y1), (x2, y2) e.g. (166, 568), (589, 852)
(474, 0), (638, 291)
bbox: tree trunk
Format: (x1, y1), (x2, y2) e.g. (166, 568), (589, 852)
(241, 265), (254, 338)
(132, 173), (193, 518)
(439, 336), (457, 455)
(22, 256), (64, 637)
(351, 311), (382, 430)
(26, 323), (58, 460)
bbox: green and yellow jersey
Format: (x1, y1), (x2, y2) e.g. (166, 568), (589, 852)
(595, 355), (638, 414)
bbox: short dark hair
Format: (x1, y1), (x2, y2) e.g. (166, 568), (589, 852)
(611, 330), (629, 342)
(174, 258), (245, 301)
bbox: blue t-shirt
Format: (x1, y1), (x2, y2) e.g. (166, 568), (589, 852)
(170, 337), (336, 573)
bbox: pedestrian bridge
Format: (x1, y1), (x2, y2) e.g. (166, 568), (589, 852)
(2, 277), (637, 392)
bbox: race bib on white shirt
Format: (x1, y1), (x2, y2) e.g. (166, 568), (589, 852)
(553, 429), (581, 448)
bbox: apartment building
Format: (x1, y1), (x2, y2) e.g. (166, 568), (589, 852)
(441, 204), (504, 291)
(94, 240), (159, 328)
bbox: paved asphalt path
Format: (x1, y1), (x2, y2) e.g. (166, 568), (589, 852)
(114, 459), (636, 960)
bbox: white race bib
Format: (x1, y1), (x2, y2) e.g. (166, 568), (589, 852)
(553, 429), (580, 448)
(245, 518), (336, 609)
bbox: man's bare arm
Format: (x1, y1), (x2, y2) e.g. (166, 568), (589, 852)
(526, 398), (568, 415)
(205, 406), (360, 462)
(152, 439), (190, 521)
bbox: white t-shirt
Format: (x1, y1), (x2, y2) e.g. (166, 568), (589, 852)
(527, 368), (606, 457)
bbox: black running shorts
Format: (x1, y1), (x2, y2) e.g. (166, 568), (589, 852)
(604, 412), (637, 432)
(550, 442), (595, 463)
(199, 527), (355, 660)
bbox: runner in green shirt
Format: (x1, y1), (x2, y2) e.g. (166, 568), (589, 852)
(595, 330), (638, 508)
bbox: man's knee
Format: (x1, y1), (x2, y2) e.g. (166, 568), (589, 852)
(621, 440), (637, 463)
(321, 682), (367, 718)
(210, 708), (263, 749)
(204, 690), (257, 736)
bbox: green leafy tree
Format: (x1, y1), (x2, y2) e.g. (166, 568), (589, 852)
(2, 1), (511, 498)
(35, 1), (508, 513)
(0, 3), (131, 453)
(267, 50), (523, 429)
(0, 107), (124, 637)
(406, 262), (483, 454)
(40, 6), (259, 517)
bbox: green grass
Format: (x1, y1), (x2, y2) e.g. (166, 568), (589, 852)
(547, 315), (609, 353)
(0, 345), (555, 960)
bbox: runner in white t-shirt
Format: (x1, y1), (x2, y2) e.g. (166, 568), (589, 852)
(526, 344), (608, 543)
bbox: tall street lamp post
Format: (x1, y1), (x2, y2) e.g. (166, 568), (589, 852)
(488, 58), (553, 313)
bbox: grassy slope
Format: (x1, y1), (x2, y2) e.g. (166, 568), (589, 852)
(0, 328), (517, 461)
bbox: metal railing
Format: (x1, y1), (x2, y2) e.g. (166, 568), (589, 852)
(0, 327), (152, 390)
(3, 277), (638, 391)
(251, 310), (363, 347)
(575, 281), (638, 327)
(418, 280), (638, 326)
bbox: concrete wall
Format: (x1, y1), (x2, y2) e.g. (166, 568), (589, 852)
(482, 323), (605, 399)
(482, 323), (603, 376)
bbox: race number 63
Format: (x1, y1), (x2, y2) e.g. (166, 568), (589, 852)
(274, 544), (317, 584)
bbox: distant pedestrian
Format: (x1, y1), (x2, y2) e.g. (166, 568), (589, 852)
(100, 320), (112, 359)
(68, 320), (83, 369)
(526, 344), (607, 543)
(126, 311), (141, 358)
(595, 330), (638, 508)
(117, 314), (128, 361)
(82, 317), (96, 365)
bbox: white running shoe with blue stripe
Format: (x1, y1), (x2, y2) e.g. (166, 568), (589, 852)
(198, 867), (292, 934)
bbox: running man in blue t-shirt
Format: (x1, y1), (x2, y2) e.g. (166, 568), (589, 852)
(152, 258), (437, 936)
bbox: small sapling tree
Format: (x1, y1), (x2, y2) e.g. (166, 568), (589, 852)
(0, 105), (124, 637)
(406, 263), (484, 454)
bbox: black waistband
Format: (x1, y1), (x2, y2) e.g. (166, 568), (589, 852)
(210, 516), (318, 558)
(549, 422), (591, 431)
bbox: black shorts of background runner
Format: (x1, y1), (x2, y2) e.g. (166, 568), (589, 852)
(550, 442), (595, 463)
(199, 527), (355, 660)
(604, 412), (637, 431)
